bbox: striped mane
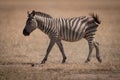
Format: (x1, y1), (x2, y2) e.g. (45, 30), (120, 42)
(35, 11), (52, 18)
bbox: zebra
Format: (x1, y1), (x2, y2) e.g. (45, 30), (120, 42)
(23, 10), (102, 64)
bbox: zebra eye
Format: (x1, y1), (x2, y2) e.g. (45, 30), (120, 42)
(29, 21), (32, 24)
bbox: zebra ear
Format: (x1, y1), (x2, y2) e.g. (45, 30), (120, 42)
(32, 10), (35, 16)
(27, 11), (30, 17)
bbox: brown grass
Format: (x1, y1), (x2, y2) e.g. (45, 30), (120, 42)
(0, 0), (120, 80)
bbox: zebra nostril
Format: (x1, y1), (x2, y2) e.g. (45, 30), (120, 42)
(23, 29), (30, 36)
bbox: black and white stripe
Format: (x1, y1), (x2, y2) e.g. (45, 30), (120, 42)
(37, 16), (99, 42)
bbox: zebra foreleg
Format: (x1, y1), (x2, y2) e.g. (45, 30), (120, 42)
(41, 39), (55, 64)
(85, 42), (94, 63)
(94, 41), (102, 63)
(56, 40), (67, 63)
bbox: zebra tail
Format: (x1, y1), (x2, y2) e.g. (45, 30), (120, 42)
(90, 13), (101, 24)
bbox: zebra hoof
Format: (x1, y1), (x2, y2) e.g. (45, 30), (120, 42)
(62, 58), (66, 63)
(62, 61), (65, 64)
(41, 60), (46, 64)
(41, 61), (45, 64)
(97, 57), (102, 63)
(41, 58), (47, 64)
(85, 59), (90, 63)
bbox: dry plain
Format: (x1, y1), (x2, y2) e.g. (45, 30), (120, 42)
(0, 0), (120, 80)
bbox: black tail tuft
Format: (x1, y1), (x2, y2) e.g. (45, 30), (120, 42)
(90, 13), (101, 24)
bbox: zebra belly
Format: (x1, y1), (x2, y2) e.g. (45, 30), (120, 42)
(59, 27), (85, 42)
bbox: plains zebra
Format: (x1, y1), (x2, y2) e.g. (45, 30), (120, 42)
(23, 10), (102, 64)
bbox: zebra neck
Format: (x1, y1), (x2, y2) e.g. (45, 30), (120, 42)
(35, 16), (55, 35)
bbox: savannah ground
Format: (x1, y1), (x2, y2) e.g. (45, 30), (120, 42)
(0, 0), (120, 80)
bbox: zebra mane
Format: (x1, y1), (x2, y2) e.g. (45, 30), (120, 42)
(34, 11), (52, 18)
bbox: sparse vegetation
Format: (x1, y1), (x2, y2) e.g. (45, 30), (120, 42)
(0, 0), (120, 80)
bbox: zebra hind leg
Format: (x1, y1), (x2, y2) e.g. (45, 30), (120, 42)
(94, 41), (102, 63)
(85, 42), (94, 63)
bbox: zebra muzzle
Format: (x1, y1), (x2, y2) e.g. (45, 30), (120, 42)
(23, 29), (30, 36)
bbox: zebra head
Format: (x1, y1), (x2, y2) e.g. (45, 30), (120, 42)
(23, 10), (38, 36)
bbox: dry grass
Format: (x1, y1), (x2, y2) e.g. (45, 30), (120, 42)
(0, 0), (120, 80)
